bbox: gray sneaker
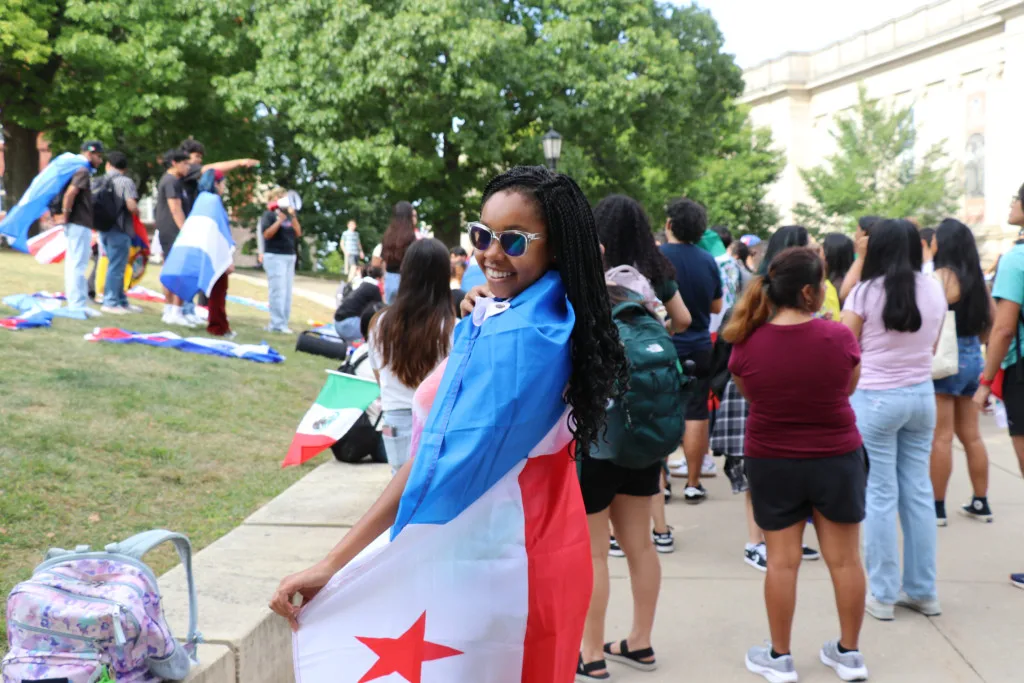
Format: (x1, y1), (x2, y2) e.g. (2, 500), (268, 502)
(896, 592), (941, 616)
(865, 594), (894, 621)
(745, 644), (798, 683)
(820, 640), (868, 681)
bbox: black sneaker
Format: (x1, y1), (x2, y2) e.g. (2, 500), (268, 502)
(801, 545), (820, 561)
(609, 536), (625, 558)
(959, 497), (993, 523)
(684, 483), (707, 504)
(744, 543), (767, 572)
(652, 528), (675, 553)
(935, 500), (948, 527)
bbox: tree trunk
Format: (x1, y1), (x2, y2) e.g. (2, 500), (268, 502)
(434, 136), (463, 246)
(2, 119), (42, 211)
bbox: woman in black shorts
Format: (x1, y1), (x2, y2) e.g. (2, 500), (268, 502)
(723, 247), (869, 683)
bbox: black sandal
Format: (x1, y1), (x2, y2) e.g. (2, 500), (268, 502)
(604, 639), (658, 672)
(576, 654), (610, 681)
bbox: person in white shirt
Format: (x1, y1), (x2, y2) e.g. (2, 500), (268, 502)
(920, 227), (937, 275)
(367, 238), (455, 473)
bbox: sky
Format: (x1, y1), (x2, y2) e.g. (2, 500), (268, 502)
(688, 0), (946, 68)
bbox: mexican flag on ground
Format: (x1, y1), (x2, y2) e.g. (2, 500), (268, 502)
(282, 371), (380, 467)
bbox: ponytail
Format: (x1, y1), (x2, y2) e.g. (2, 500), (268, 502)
(722, 276), (773, 344)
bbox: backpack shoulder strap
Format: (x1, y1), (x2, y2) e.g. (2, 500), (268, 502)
(107, 530), (200, 656)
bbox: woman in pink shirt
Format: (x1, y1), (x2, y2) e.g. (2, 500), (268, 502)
(842, 219), (946, 622)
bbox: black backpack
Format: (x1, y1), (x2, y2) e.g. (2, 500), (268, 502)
(91, 175), (123, 232)
(330, 352), (387, 464)
(48, 180), (72, 216)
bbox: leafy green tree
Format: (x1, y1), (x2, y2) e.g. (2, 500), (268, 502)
(794, 85), (959, 233)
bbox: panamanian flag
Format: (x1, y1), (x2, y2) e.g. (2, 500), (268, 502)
(160, 192), (233, 301)
(0, 153), (90, 253)
(293, 271), (592, 683)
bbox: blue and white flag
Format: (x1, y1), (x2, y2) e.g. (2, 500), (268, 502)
(160, 192), (234, 300)
(0, 153), (90, 253)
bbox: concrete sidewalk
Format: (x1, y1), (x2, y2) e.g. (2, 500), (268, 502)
(168, 415), (1023, 683)
(231, 271), (337, 310)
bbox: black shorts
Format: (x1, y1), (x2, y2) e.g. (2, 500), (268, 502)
(679, 348), (713, 421)
(745, 448), (868, 531)
(1003, 361), (1024, 436)
(159, 228), (179, 258)
(578, 454), (662, 515)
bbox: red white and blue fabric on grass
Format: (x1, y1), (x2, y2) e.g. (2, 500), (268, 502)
(160, 193), (234, 301)
(293, 271), (592, 683)
(85, 328), (284, 364)
(0, 309), (53, 331)
(0, 153), (90, 253)
(3, 293), (89, 320)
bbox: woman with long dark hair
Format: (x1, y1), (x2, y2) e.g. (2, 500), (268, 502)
(380, 201), (417, 303)
(823, 233), (855, 297)
(930, 219), (996, 525)
(724, 247), (867, 683)
(271, 166), (628, 681)
(368, 238), (455, 473)
(842, 219), (946, 621)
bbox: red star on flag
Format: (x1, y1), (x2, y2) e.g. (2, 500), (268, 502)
(356, 612), (463, 683)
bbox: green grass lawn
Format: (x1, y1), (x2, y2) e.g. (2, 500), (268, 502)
(0, 249), (345, 647)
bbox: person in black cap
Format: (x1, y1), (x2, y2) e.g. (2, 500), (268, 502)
(53, 141), (104, 316)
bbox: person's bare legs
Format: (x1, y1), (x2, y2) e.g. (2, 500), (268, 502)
(684, 419), (709, 489)
(652, 466), (669, 534)
(811, 511), (865, 651)
(608, 494), (659, 661)
(746, 492), (764, 545)
(762, 520), (806, 654)
(1012, 436), (1024, 477)
(582, 509), (612, 673)
(953, 397), (989, 499)
(929, 394), (956, 506)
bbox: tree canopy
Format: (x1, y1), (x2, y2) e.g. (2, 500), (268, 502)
(795, 86), (959, 233)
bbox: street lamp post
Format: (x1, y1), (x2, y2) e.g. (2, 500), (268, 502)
(542, 128), (562, 171)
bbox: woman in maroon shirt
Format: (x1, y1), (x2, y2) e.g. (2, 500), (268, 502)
(723, 247), (868, 683)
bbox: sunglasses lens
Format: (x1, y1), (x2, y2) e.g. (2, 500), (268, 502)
(500, 233), (528, 257)
(469, 225), (491, 251)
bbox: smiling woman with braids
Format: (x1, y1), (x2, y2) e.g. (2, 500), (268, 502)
(271, 166), (627, 681)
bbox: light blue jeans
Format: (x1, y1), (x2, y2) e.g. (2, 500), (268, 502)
(99, 230), (131, 308)
(851, 381), (938, 604)
(381, 409), (413, 475)
(64, 223), (93, 310)
(384, 271), (401, 304)
(263, 252), (296, 331)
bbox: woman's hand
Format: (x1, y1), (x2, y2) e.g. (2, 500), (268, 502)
(269, 560), (338, 631)
(973, 384), (992, 412)
(460, 285), (493, 317)
(855, 233), (869, 259)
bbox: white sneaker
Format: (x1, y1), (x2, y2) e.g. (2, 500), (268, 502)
(700, 453), (718, 478)
(183, 313), (203, 325)
(82, 307), (103, 319)
(669, 460), (689, 478)
(166, 312), (196, 328)
(101, 306), (128, 315)
(125, 304), (144, 313)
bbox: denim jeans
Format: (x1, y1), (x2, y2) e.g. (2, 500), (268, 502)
(99, 230), (131, 308)
(384, 271), (401, 304)
(263, 252), (296, 330)
(334, 316), (362, 343)
(851, 381), (938, 603)
(64, 223), (93, 310)
(381, 409), (413, 475)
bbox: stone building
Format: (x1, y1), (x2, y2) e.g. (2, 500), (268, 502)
(740, 0), (1024, 254)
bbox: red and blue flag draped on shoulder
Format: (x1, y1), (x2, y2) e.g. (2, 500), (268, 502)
(0, 153), (90, 253)
(294, 271), (593, 683)
(160, 192), (234, 301)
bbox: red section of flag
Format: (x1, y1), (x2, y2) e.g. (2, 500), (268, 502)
(281, 433), (338, 468)
(355, 612), (462, 683)
(519, 442), (592, 682)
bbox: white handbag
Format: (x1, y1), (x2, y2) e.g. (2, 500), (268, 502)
(932, 309), (959, 380)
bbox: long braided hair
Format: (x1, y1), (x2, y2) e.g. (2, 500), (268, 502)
(594, 194), (676, 287)
(481, 166), (629, 457)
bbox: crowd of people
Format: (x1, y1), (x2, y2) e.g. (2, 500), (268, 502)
(307, 169), (1024, 682)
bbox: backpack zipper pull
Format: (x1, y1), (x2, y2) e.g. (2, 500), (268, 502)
(112, 613), (126, 646)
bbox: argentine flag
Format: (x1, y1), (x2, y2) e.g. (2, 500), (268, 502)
(293, 272), (592, 683)
(0, 153), (90, 253)
(160, 192), (234, 301)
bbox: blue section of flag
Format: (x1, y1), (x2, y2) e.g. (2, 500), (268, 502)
(87, 328), (285, 363)
(0, 309), (54, 330)
(392, 270), (574, 537)
(3, 293), (89, 320)
(159, 192), (234, 300)
(0, 153), (90, 253)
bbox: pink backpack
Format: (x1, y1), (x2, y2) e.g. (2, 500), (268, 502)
(3, 530), (200, 683)
(605, 266), (661, 314)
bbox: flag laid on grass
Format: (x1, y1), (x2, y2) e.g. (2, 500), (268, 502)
(126, 286), (167, 303)
(27, 225), (99, 265)
(292, 272), (591, 683)
(0, 153), (91, 253)
(281, 371), (380, 467)
(1, 309), (53, 330)
(3, 293), (89, 320)
(160, 192), (234, 301)
(85, 328), (284, 363)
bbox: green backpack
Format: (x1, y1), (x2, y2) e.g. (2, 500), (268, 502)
(592, 299), (688, 469)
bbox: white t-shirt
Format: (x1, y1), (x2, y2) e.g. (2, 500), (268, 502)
(922, 260), (935, 275)
(367, 312), (451, 412)
(372, 243), (383, 259)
